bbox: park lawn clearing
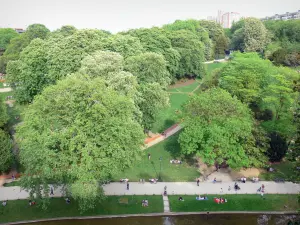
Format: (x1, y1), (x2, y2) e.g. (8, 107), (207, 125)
(151, 93), (189, 133)
(169, 81), (200, 93)
(205, 62), (226, 75)
(116, 133), (200, 182)
(259, 161), (296, 181)
(0, 195), (163, 223)
(169, 194), (299, 212)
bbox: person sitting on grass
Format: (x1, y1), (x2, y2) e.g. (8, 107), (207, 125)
(178, 196), (184, 201)
(144, 199), (148, 207)
(2, 201), (7, 206)
(142, 200), (145, 207)
(65, 197), (71, 204)
(196, 195), (208, 200)
(29, 200), (36, 206)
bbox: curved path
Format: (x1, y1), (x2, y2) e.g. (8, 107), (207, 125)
(0, 181), (299, 201)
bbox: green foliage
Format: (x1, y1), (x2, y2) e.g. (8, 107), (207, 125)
(0, 129), (12, 172)
(219, 52), (274, 104)
(167, 30), (206, 79)
(231, 18), (270, 52)
(125, 52), (171, 87)
(50, 25), (77, 38)
(0, 28), (18, 51)
(0, 24), (50, 73)
(17, 75), (144, 210)
(104, 34), (144, 58)
(123, 28), (180, 78)
(0, 98), (8, 127)
(179, 88), (266, 169)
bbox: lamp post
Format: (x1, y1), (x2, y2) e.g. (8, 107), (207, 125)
(159, 157), (162, 181)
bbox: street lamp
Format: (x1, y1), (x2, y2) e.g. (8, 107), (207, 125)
(159, 157), (162, 181)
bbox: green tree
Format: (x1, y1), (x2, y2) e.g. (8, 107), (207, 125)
(17, 75), (144, 211)
(123, 28), (180, 79)
(0, 99), (8, 127)
(0, 28), (18, 52)
(179, 88), (266, 169)
(219, 52), (274, 104)
(231, 18), (269, 52)
(125, 52), (171, 87)
(0, 129), (12, 172)
(0, 24), (50, 73)
(104, 34), (144, 58)
(50, 25), (77, 38)
(167, 30), (206, 78)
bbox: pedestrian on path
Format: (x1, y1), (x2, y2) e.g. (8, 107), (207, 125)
(127, 182), (129, 190)
(197, 178), (200, 186)
(50, 186), (54, 195)
(148, 153), (151, 160)
(228, 186), (231, 191)
(220, 188), (223, 193)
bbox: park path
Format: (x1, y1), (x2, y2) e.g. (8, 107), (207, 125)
(0, 87), (12, 93)
(0, 181), (299, 201)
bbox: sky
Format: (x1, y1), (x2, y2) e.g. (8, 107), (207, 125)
(0, 0), (299, 33)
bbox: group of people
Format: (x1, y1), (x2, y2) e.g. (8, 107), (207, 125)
(196, 195), (208, 200)
(214, 197), (227, 204)
(240, 177), (247, 183)
(234, 183), (241, 190)
(170, 159), (182, 164)
(149, 178), (158, 184)
(29, 200), (36, 206)
(141, 199), (148, 207)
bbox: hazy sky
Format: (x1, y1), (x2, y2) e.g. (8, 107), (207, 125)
(0, 0), (299, 33)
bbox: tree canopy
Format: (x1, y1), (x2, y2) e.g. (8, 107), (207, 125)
(17, 75), (144, 210)
(0, 28), (18, 52)
(179, 88), (266, 169)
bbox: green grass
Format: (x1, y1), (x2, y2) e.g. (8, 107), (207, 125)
(116, 133), (200, 182)
(0, 91), (13, 101)
(205, 62), (226, 75)
(0, 82), (3, 88)
(259, 161), (296, 181)
(169, 81), (200, 93)
(169, 194), (299, 212)
(151, 93), (190, 133)
(3, 180), (22, 187)
(0, 196), (163, 223)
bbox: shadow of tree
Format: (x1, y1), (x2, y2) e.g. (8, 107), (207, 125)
(159, 119), (175, 133)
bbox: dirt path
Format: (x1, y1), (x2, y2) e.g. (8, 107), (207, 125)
(169, 79), (196, 89)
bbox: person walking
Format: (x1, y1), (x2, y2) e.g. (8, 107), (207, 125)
(220, 188), (223, 193)
(197, 178), (200, 186)
(50, 186), (54, 195)
(228, 186), (231, 191)
(148, 153), (151, 160)
(127, 182), (129, 190)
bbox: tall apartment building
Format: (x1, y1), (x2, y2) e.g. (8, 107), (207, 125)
(207, 10), (241, 28)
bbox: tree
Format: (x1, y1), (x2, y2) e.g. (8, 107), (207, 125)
(137, 83), (169, 130)
(17, 75), (144, 210)
(123, 28), (180, 79)
(219, 52), (274, 104)
(0, 24), (50, 73)
(0, 99), (8, 127)
(231, 18), (270, 52)
(79, 50), (123, 78)
(167, 30), (206, 79)
(50, 25), (77, 38)
(104, 34), (144, 58)
(178, 88), (266, 169)
(0, 129), (12, 172)
(125, 52), (171, 87)
(267, 132), (288, 162)
(0, 28), (18, 52)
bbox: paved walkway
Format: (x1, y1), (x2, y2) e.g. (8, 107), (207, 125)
(1, 181), (299, 201)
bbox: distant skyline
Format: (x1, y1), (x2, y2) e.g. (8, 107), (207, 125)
(0, 0), (299, 33)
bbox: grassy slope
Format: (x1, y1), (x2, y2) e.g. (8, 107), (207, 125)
(0, 196), (163, 223)
(169, 194), (299, 212)
(116, 133), (200, 182)
(259, 161), (296, 181)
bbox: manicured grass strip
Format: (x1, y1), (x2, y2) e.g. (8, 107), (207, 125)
(0, 195), (163, 223)
(3, 180), (22, 187)
(116, 133), (200, 182)
(169, 82), (199, 93)
(169, 194), (299, 212)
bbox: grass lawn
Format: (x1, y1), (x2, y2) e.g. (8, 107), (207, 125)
(259, 161), (296, 181)
(0, 82), (3, 88)
(3, 180), (22, 187)
(0, 91), (13, 101)
(205, 62), (226, 75)
(116, 133), (200, 182)
(168, 81), (199, 93)
(0, 195), (163, 223)
(169, 194), (299, 212)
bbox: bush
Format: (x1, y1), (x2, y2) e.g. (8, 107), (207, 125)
(267, 132), (288, 162)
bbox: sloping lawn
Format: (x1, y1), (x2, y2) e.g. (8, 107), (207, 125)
(116, 133), (200, 182)
(0, 196), (163, 223)
(259, 161), (296, 181)
(169, 194), (299, 212)
(151, 93), (189, 133)
(169, 81), (200, 93)
(205, 62), (226, 74)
